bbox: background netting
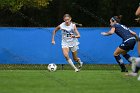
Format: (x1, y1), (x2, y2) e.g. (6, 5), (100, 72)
(0, 27), (138, 70)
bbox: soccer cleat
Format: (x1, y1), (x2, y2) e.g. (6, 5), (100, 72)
(121, 69), (128, 72)
(75, 69), (79, 72)
(126, 72), (138, 76)
(120, 64), (128, 72)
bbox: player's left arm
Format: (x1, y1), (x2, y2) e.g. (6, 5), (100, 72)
(72, 25), (80, 38)
(136, 4), (140, 16)
(135, 4), (140, 23)
(101, 27), (115, 36)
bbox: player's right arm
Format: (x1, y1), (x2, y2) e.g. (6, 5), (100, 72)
(101, 27), (115, 36)
(129, 30), (139, 41)
(52, 25), (60, 45)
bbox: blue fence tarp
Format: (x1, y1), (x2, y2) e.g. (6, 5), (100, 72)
(0, 27), (139, 64)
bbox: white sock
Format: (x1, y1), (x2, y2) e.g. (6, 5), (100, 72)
(119, 59), (123, 64)
(77, 58), (83, 66)
(128, 57), (133, 62)
(132, 61), (137, 72)
(67, 59), (77, 70)
(138, 75), (140, 81)
(129, 57), (137, 72)
(77, 58), (81, 63)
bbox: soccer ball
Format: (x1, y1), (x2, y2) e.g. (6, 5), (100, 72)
(47, 63), (57, 72)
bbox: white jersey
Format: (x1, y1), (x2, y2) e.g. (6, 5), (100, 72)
(139, 32), (140, 37)
(60, 22), (79, 47)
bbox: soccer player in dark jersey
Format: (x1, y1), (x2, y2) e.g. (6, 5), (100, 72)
(101, 15), (138, 72)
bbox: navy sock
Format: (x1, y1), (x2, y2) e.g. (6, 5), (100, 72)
(123, 54), (131, 63)
(114, 55), (122, 64)
(123, 54), (131, 60)
(114, 55), (127, 72)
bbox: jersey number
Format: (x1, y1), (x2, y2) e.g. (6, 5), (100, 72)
(121, 25), (129, 30)
(67, 33), (71, 37)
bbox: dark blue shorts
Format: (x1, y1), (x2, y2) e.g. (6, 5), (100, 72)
(119, 38), (136, 51)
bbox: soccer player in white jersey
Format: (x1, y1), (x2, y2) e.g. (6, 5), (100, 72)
(137, 29), (140, 58)
(51, 14), (83, 72)
(135, 3), (140, 57)
(126, 57), (140, 80)
(125, 3), (140, 80)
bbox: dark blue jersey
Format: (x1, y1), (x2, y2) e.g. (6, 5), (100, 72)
(112, 23), (134, 41)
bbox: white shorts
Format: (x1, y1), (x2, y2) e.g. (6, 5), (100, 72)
(62, 45), (79, 52)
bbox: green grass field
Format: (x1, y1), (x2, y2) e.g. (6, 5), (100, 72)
(0, 70), (140, 93)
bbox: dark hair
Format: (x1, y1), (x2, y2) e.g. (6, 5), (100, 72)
(111, 15), (122, 23)
(63, 14), (72, 19)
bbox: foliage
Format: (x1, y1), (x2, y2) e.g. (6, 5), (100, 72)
(0, 0), (139, 27)
(0, 0), (52, 12)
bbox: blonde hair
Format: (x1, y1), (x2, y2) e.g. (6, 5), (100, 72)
(63, 14), (72, 19)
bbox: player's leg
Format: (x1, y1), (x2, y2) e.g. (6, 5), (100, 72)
(138, 75), (140, 81)
(114, 47), (128, 72)
(126, 57), (140, 77)
(138, 33), (140, 57)
(122, 51), (133, 63)
(72, 51), (83, 69)
(122, 39), (136, 63)
(71, 45), (83, 69)
(122, 54), (131, 62)
(134, 58), (140, 73)
(138, 40), (140, 57)
(62, 47), (78, 72)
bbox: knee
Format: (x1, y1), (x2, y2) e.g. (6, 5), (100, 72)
(114, 52), (119, 57)
(63, 53), (69, 60)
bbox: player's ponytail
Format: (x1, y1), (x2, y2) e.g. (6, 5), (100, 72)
(111, 15), (122, 23)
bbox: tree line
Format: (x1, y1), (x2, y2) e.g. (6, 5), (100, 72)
(0, 0), (139, 27)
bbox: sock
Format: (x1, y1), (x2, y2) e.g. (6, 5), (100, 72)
(131, 60), (136, 72)
(77, 58), (81, 62)
(123, 54), (131, 63)
(77, 58), (82, 63)
(114, 55), (127, 71)
(138, 75), (140, 81)
(114, 55), (123, 64)
(77, 58), (83, 68)
(67, 59), (77, 70)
